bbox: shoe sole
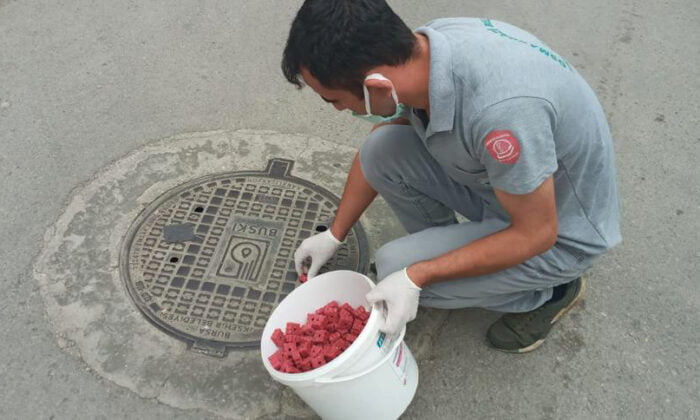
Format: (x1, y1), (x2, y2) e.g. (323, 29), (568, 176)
(496, 277), (587, 354)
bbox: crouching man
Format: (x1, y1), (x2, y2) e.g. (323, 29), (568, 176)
(284, 0), (621, 352)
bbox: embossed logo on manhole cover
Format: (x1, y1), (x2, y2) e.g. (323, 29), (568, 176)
(119, 158), (369, 356)
(216, 216), (283, 284)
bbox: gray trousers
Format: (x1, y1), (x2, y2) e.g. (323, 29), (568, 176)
(359, 125), (594, 313)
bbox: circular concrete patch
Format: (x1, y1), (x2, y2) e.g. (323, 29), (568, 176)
(32, 130), (399, 419)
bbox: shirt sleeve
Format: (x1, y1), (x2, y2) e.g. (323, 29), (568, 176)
(470, 97), (558, 194)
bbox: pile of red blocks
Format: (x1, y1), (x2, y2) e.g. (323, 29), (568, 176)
(268, 301), (370, 373)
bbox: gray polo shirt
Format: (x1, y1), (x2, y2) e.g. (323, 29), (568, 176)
(409, 18), (621, 256)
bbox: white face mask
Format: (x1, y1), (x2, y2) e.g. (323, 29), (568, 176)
(351, 73), (407, 123)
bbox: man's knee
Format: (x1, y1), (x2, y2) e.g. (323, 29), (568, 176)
(359, 124), (419, 185)
(374, 237), (412, 280)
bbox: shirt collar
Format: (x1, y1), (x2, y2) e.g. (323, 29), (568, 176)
(415, 25), (456, 134)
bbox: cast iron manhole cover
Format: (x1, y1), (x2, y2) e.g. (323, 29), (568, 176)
(120, 158), (369, 356)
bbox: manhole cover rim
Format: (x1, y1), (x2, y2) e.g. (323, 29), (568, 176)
(119, 162), (370, 353)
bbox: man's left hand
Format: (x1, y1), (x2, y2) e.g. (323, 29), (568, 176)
(365, 268), (422, 335)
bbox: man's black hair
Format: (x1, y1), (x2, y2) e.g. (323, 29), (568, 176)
(282, 0), (417, 98)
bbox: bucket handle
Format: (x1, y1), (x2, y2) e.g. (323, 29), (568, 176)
(314, 327), (406, 385)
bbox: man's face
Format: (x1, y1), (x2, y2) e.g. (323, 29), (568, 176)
(300, 67), (366, 114)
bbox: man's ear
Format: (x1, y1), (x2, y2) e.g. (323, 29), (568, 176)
(363, 77), (394, 100)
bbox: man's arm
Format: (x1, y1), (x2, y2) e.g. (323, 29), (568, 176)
(295, 121), (410, 278)
(407, 176), (558, 287)
(330, 120), (410, 241)
(329, 151), (378, 241)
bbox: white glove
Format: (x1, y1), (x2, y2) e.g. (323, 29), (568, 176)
(294, 230), (342, 280)
(365, 268), (422, 335)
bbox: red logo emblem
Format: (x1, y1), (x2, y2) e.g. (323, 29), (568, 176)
(484, 130), (521, 164)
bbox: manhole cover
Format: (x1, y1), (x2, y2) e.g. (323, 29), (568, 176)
(120, 158), (369, 356)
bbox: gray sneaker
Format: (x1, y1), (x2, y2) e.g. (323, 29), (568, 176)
(486, 277), (586, 353)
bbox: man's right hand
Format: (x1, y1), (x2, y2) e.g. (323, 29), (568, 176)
(293, 230), (343, 280)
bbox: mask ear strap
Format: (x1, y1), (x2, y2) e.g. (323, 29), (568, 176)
(389, 87), (399, 104)
(362, 83), (373, 115)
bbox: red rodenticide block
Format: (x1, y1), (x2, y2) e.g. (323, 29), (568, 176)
(291, 349), (303, 364)
(344, 333), (357, 343)
(284, 333), (300, 344)
(309, 314), (327, 330)
(321, 345), (332, 360)
(351, 319), (364, 335)
(339, 308), (353, 320)
(284, 364), (301, 374)
(299, 341), (312, 358)
(355, 306), (370, 321)
(338, 315), (353, 332)
(268, 350), (284, 370)
(283, 342), (297, 355)
(325, 317), (338, 332)
(300, 325), (314, 337)
(311, 355), (326, 369)
(299, 358), (313, 372)
(312, 329), (328, 344)
(340, 303), (355, 314)
(323, 305), (339, 317)
(285, 322), (302, 335)
(323, 345), (342, 362)
(328, 332), (341, 343)
(271, 328), (285, 347)
(341, 307), (354, 318)
(310, 345), (324, 357)
(333, 338), (349, 351)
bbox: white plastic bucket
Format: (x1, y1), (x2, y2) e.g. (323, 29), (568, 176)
(260, 270), (419, 420)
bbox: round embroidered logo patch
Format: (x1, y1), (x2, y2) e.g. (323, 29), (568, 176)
(485, 130), (521, 164)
